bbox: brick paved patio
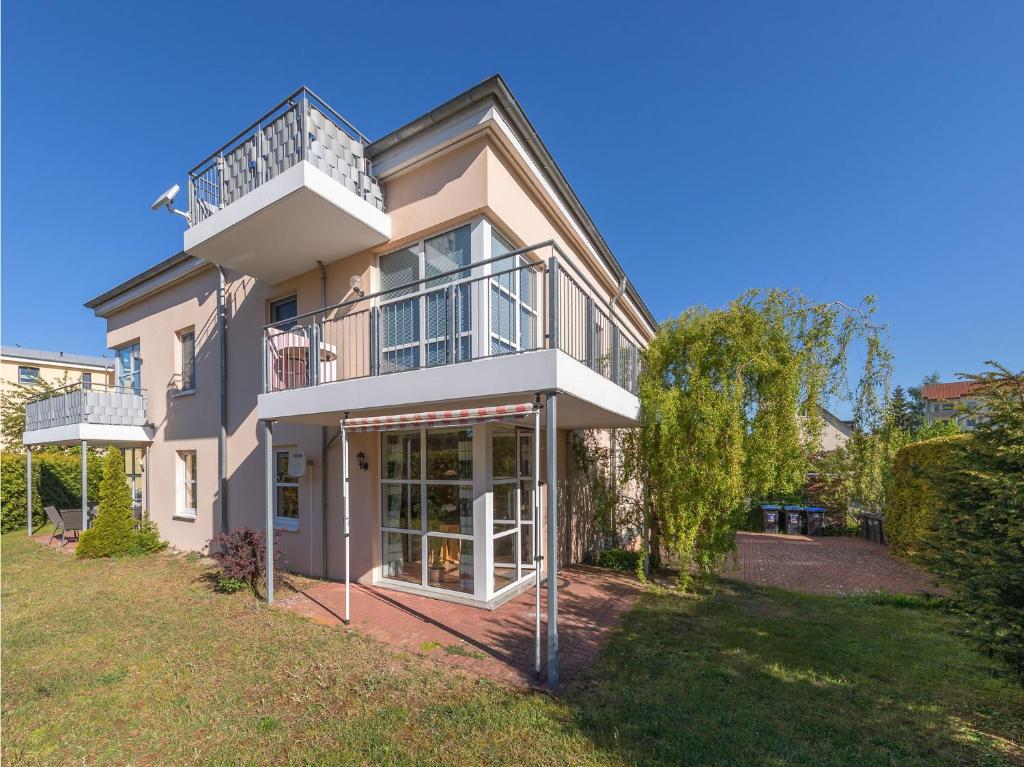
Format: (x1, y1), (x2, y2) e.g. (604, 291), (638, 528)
(725, 531), (943, 595)
(276, 565), (643, 690)
(30, 532), (78, 553)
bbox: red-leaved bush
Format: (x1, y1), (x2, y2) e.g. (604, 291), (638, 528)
(206, 528), (282, 597)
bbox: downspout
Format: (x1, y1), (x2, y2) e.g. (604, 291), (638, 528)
(608, 278), (628, 547)
(317, 260), (329, 579)
(217, 266), (229, 533)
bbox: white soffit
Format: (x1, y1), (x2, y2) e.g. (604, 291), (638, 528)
(23, 423), (155, 447)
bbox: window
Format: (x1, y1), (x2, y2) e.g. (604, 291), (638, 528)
(380, 427), (474, 594)
(942, 403), (955, 412)
(274, 450), (300, 530)
(492, 427), (535, 593)
(124, 448), (144, 509)
(81, 372), (92, 390)
(116, 342), (141, 392)
(177, 328), (196, 391)
(378, 225), (472, 373)
(270, 295), (298, 331)
(489, 230), (538, 356)
(177, 451), (197, 519)
(18, 366), (40, 384)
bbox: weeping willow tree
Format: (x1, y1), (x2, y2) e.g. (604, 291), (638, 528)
(626, 289), (890, 584)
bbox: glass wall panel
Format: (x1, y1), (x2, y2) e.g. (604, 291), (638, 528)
(493, 531), (518, 592)
(381, 483), (421, 530)
(427, 538), (474, 593)
(382, 431), (420, 480)
(382, 533), (421, 584)
(521, 522), (535, 569)
(492, 431), (516, 479)
(424, 226), (471, 287)
(426, 429), (473, 480)
(427, 485), (473, 535)
(493, 483), (516, 532)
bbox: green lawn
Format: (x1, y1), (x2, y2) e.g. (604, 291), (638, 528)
(2, 533), (1022, 766)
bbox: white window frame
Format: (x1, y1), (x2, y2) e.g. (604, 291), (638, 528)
(379, 427), (476, 594)
(491, 426), (536, 596)
(115, 341), (141, 392)
(377, 223), (476, 373)
(175, 450), (197, 520)
(274, 448), (300, 532)
(81, 372), (93, 390)
(176, 327), (196, 393)
(487, 229), (539, 357)
(18, 366), (40, 384)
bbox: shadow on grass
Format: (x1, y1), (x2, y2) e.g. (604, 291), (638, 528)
(566, 578), (1024, 767)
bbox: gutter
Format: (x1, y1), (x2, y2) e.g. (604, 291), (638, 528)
(317, 260), (329, 579)
(217, 266), (229, 533)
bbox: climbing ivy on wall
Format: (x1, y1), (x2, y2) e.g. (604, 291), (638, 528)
(625, 289), (890, 586)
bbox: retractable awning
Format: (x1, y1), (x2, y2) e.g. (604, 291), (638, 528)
(342, 403), (534, 432)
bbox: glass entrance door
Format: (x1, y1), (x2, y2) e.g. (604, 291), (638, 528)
(491, 427), (535, 594)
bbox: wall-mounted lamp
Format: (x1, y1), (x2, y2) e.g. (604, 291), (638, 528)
(356, 451), (369, 471)
(349, 275), (365, 297)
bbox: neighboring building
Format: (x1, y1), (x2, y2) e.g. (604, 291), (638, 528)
(818, 406), (853, 452)
(22, 74), (657, 653)
(1, 345), (114, 392)
(921, 382), (983, 430)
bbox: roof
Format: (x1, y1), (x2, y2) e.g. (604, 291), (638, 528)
(85, 251), (200, 312)
(368, 74), (659, 334)
(817, 404), (854, 437)
(1, 345), (111, 369)
(85, 76), (660, 333)
(921, 382), (982, 401)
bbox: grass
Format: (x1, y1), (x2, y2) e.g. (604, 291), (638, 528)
(3, 532), (1022, 766)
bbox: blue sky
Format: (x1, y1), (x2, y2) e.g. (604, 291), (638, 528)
(3, 1), (1021, 413)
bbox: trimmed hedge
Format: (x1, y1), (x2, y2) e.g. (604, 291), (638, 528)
(884, 435), (968, 556)
(1, 451), (103, 533)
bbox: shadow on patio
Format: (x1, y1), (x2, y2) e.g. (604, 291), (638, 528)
(275, 565), (643, 690)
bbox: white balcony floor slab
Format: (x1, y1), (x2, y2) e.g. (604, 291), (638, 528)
(23, 423), (155, 447)
(184, 162), (391, 283)
(257, 349), (639, 429)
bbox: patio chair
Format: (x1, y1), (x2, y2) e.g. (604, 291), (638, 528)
(56, 510), (84, 547)
(44, 506), (65, 545)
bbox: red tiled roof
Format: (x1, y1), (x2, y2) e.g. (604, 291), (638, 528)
(921, 382), (982, 401)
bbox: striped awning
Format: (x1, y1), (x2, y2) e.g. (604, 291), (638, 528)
(342, 403), (536, 432)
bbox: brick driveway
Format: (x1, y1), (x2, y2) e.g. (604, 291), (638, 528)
(276, 565), (642, 690)
(725, 531), (943, 595)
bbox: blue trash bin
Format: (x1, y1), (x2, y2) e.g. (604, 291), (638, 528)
(760, 504), (781, 534)
(783, 505), (805, 535)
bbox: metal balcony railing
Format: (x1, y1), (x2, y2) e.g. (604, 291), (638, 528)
(187, 86), (384, 227)
(25, 382), (149, 432)
(262, 242), (643, 396)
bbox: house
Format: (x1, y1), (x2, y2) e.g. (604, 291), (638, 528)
(921, 382), (983, 430)
(21, 76), (657, 685)
(1, 345), (113, 392)
(818, 406), (853, 452)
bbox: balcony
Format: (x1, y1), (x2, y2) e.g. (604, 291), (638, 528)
(182, 87), (391, 283)
(258, 243), (644, 427)
(23, 383), (152, 447)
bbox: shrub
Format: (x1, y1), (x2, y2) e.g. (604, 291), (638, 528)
(207, 528), (282, 598)
(591, 547), (643, 573)
(885, 434), (969, 556)
(214, 573), (248, 593)
(1, 451), (103, 533)
(925, 365), (1024, 681)
(135, 517), (167, 554)
(77, 448), (149, 558)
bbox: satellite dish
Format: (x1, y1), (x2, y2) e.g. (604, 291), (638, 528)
(151, 184), (181, 211)
(349, 274), (365, 297)
(287, 447), (306, 478)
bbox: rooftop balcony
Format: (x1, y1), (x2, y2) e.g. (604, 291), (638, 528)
(258, 243), (644, 428)
(183, 87), (391, 283)
(23, 383), (152, 448)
